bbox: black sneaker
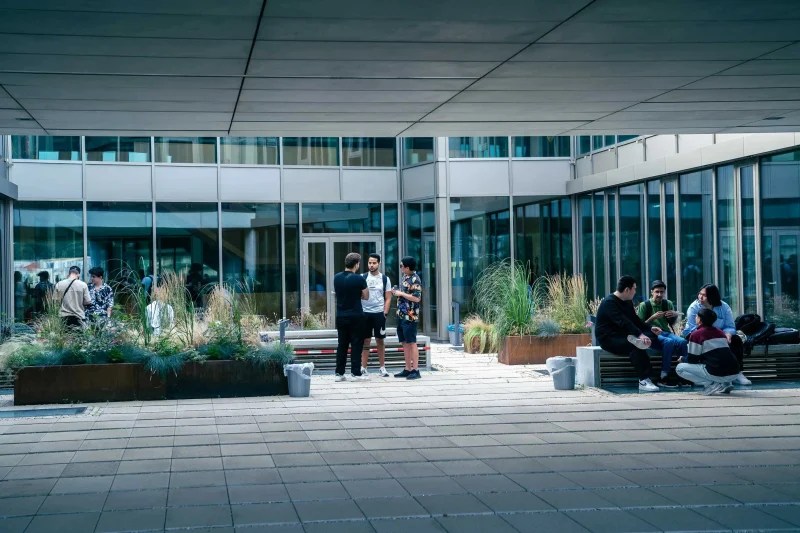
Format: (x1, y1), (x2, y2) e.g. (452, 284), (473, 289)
(656, 376), (680, 389)
(394, 369), (411, 378)
(406, 369), (421, 380)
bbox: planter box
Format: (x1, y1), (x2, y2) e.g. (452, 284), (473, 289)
(498, 334), (591, 365)
(167, 360), (288, 399)
(14, 363), (165, 405)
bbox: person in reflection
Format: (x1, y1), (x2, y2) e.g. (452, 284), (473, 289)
(87, 267), (114, 323)
(13, 271), (26, 321)
(32, 271), (54, 316)
(186, 263), (204, 307)
(393, 256), (423, 380)
(677, 308), (740, 395)
(333, 253), (368, 382)
(55, 265), (91, 330)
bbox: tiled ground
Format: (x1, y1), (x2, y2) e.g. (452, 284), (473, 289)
(1, 346), (800, 532)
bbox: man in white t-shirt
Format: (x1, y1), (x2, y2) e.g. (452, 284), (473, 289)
(361, 253), (392, 377)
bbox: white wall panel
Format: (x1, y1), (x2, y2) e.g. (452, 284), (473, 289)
(154, 165), (217, 201)
(401, 162), (435, 201)
(11, 162), (82, 200)
(576, 156), (592, 177)
(85, 164), (151, 201)
(677, 134), (714, 153)
(449, 160), (509, 196)
(644, 135), (676, 159)
(283, 168), (340, 202)
(617, 141), (644, 168)
(219, 166), (280, 201)
(511, 160), (570, 196)
(342, 168), (397, 201)
(592, 149), (617, 173)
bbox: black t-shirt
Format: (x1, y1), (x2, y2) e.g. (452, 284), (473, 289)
(333, 271), (367, 318)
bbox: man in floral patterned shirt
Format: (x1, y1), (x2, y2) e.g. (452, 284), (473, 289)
(87, 266), (114, 322)
(393, 256), (423, 380)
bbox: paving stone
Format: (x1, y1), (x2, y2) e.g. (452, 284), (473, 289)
(589, 486), (675, 508)
(228, 483), (290, 504)
(95, 508), (166, 532)
(398, 477), (468, 496)
(25, 511), (100, 533)
(230, 502), (298, 526)
(302, 519), (373, 533)
(39, 492), (107, 514)
(272, 452), (326, 467)
(757, 503), (800, 527)
(342, 478), (408, 499)
(564, 509), (661, 532)
(0, 495), (44, 517)
(356, 496), (429, 519)
(111, 472), (170, 491)
(115, 458), (171, 474)
(383, 462), (444, 478)
(628, 507), (729, 531)
(508, 472), (582, 491)
(61, 461), (119, 477)
(171, 457), (224, 471)
(0, 516), (32, 533)
(103, 488), (168, 511)
(501, 511), (590, 532)
(51, 474), (114, 494)
(4, 464), (66, 480)
(286, 480), (349, 501)
(370, 517), (447, 533)
(416, 493), (491, 516)
(169, 485), (229, 506)
(693, 504), (796, 530)
(225, 468), (282, 486)
(649, 484), (739, 506)
(223, 454), (275, 470)
(121, 446), (173, 460)
(166, 504), (232, 528)
(170, 469), (227, 488)
(436, 514), (518, 532)
(277, 466), (336, 483)
(293, 499), (364, 522)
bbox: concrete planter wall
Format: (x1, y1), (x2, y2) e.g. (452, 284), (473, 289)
(15, 360), (288, 405)
(498, 334), (591, 365)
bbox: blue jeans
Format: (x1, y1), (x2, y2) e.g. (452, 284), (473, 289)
(650, 332), (688, 375)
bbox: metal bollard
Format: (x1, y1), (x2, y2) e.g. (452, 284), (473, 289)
(452, 302), (461, 347)
(279, 318), (290, 344)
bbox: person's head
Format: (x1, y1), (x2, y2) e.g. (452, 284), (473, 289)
(696, 307), (718, 327)
(38, 271), (50, 282)
(88, 267), (104, 286)
(367, 253), (381, 273)
(650, 280), (667, 302)
(400, 256), (417, 274)
(68, 265), (81, 279)
(344, 252), (361, 271)
(698, 283), (722, 307)
(615, 275), (637, 301)
(13, 271), (21, 282)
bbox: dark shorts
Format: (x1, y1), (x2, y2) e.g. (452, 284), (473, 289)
(363, 312), (387, 339)
(397, 320), (418, 344)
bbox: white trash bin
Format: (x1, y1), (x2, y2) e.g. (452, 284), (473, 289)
(546, 356), (576, 390)
(284, 362), (314, 397)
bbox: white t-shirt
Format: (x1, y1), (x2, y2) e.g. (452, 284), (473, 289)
(362, 272), (391, 314)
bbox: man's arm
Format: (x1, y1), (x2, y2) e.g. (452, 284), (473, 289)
(360, 277), (368, 300)
(383, 278), (392, 314)
(82, 285), (92, 307)
(394, 276), (422, 303)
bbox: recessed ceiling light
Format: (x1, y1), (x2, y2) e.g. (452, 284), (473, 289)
(764, 116), (785, 120)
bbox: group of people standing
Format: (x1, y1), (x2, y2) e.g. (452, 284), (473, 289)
(596, 275), (751, 394)
(52, 265), (114, 328)
(332, 252), (423, 381)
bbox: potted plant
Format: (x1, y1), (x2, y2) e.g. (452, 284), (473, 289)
(462, 315), (499, 354)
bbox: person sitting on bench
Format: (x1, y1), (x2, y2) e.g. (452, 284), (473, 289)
(636, 280), (688, 388)
(595, 275), (663, 392)
(677, 308), (739, 395)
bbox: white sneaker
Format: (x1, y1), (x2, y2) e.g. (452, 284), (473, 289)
(702, 382), (725, 395)
(361, 366), (369, 376)
(379, 366), (390, 377)
(350, 373), (368, 381)
(733, 373), (752, 386)
(721, 382), (734, 394)
(334, 374), (347, 382)
(638, 378), (659, 392)
(627, 335), (650, 350)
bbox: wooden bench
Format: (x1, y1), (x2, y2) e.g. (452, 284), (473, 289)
(261, 328), (431, 372)
(576, 344), (800, 388)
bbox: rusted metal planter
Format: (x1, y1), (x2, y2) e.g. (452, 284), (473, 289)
(498, 334), (591, 365)
(167, 360), (288, 399)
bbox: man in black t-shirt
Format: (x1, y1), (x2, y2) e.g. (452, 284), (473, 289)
(333, 252), (368, 381)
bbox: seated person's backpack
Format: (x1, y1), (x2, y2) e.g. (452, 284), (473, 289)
(735, 313), (776, 356)
(768, 327), (800, 345)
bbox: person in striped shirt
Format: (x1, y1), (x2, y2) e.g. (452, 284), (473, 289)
(677, 308), (741, 395)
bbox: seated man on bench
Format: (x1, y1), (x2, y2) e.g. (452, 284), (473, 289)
(595, 275), (664, 392)
(636, 280), (688, 388)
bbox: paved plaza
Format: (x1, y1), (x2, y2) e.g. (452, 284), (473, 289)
(1, 346), (800, 532)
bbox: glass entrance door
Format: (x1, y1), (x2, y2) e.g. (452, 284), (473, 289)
(421, 233), (437, 334)
(301, 235), (381, 327)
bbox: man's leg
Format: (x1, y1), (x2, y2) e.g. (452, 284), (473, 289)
(335, 317), (349, 377)
(361, 338), (372, 370)
(601, 336), (652, 380)
(676, 363), (713, 386)
(658, 333), (687, 377)
(350, 317), (365, 376)
(376, 338), (386, 367)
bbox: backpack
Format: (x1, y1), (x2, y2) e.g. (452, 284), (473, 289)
(735, 313), (763, 335)
(735, 313), (777, 356)
(362, 273), (388, 296)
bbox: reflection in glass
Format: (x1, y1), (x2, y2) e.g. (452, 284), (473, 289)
(384, 203), (399, 327)
(302, 204), (380, 233)
(220, 137), (278, 165)
(579, 195), (594, 298)
(647, 181), (662, 284)
(593, 192), (606, 296)
(450, 197), (510, 315)
(717, 165), (739, 311)
(608, 191), (617, 284)
(283, 137), (338, 166)
(85, 137), (151, 162)
(514, 197), (572, 280)
(448, 137), (508, 158)
(342, 138), (396, 167)
(154, 137), (216, 164)
(403, 138), (434, 166)
(284, 204), (300, 317)
(678, 170), (713, 309)
(577, 136), (591, 156)
(11, 136), (80, 161)
(87, 202), (153, 289)
(404, 203), (422, 263)
(619, 184), (644, 290)
(512, 136), (571, 158)
(13, 201), (83, 321)
(664, 181), (677, 304)
(741, 165), (757, 312)
(221, 203), (282, 318)
(306, 241), (327, 316)
(156, 203), (219, 307)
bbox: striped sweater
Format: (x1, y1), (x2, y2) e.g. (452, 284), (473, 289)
(686, 325), (740, 377)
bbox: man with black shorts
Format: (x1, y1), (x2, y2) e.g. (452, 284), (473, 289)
(393, 256), (423, 380)
(333, 252), (369, 381)
(361, 253), (392, 377)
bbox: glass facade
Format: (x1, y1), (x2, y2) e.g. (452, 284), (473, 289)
(513, 136), (571, 158)
(403, 138), (434, 166)
(678, 170), (713, 307)
(87, 202), (153, 285)
(283, 137), (338, 166)
(302, 204), (381, 233)
(220, 137), (278, 165)
(449, 137), (508, 158)
(12, 136), (80, 161)
(85, 137), (151, 162)
(514, 197), (572, 279)
(154, 137), (216, 164)
(342, 138), (396, 167)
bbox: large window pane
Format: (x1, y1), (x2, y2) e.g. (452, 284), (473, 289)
(13, 201), (83, 321)
(284, 204), (300, 317)
(607, 191), (617, 284)
(85, 137), (151, 162)
(761, 149), (800, 326)
(403, 138), (434, 166)
(220, 137), (278, 165)
(450, 197), (510, 315)
(283, 137), (338, 166)
(741, 165), (757, 312)
(512, 136), (571, 158)
(87, 202), (153, 289)
(156, 203), (219, 307)
(448, 137), (508, 158)
(11, 136), (80, 161)
(577, 136), (591, 156)
(664, 181), (677, 305)
(647, 181), (662, 284)
(221, 203), (281, 317)
(619, 184), (644, 291)
(717, 165), (739, 311)
(679, 170), (713, 309)
(515, 197), (573, 279)
(302, 203), (380, 233)
(384, 203), (399, 327)
(579, 195), (594, 298)
(342, 138), (396, 167)
(154, 137), (216, 164)
(593, 192), (606, 296)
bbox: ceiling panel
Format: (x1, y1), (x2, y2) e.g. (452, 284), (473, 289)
(252, 41), (520, 62)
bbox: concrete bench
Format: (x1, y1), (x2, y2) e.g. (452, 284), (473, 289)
(261, 328), (431, 372)
(577, 344), (800, 388)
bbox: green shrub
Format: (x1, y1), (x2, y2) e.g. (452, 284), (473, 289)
(472, 260), (536, 337)
(533, 273), (590, 334)
(247, 341), (295, 369)
(462, 315), (499, 353)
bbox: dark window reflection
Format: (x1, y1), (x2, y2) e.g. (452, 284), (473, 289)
(403, 138), (434, 166)
(284, 204), (300, 317)
(11, 136), (81, 161)
(283, 137), (338, 166)
(87, 201), (153, 289)
(302, 203), (381, 233)
(85, 137), (151, 162)
(678, 170), (713, 309)
(342, 138), (396, 167)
